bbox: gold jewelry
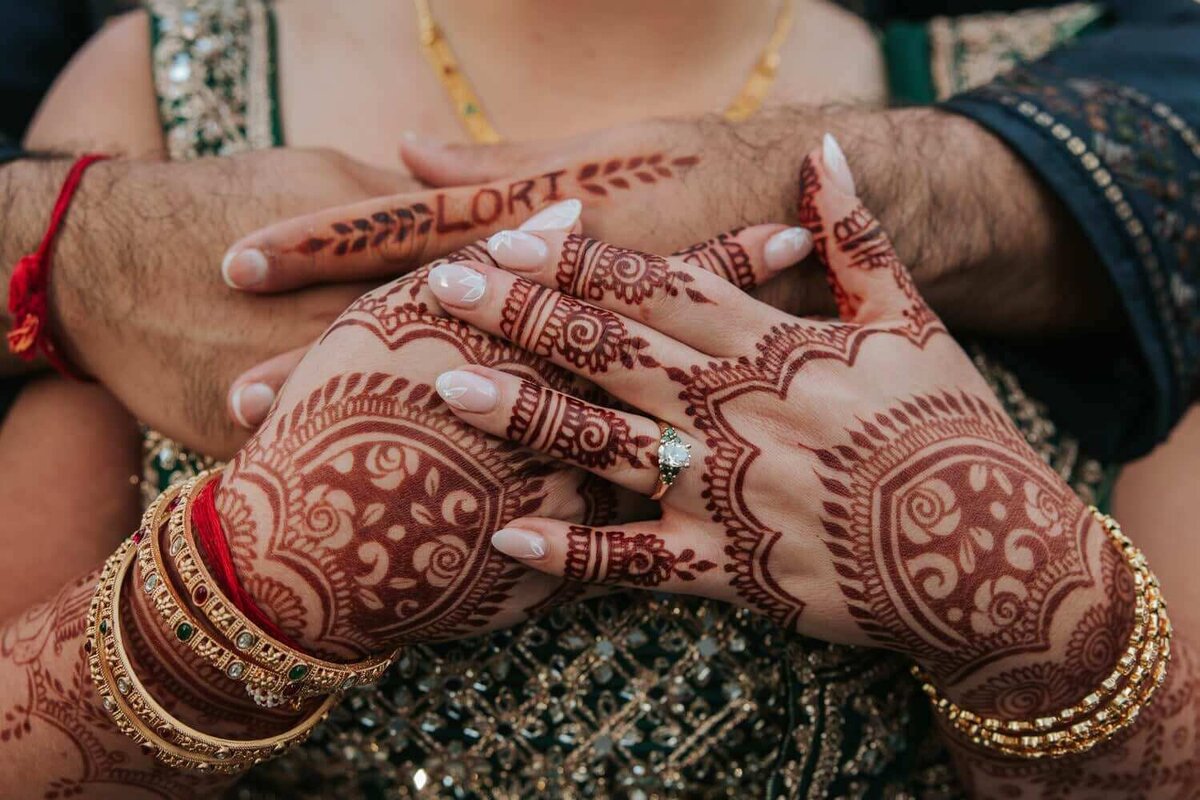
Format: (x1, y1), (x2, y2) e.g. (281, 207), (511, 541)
(914, 507), (1171, 759)
(650, 422), (691, 501)
(414, 0), (795, 144)
(88, 537), (337, 771)
(159, 471), (395, 706)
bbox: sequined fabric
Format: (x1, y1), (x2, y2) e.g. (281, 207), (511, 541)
(141, 2), (1110, 797)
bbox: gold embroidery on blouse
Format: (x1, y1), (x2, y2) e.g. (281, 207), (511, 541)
(928, 3), (1102, 101)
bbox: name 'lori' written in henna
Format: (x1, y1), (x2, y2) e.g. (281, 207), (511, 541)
(291, 154), (701, 258)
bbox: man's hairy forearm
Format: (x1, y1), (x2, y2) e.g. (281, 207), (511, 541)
(729, 106), (1117, 334)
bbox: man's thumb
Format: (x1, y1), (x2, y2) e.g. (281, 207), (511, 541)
(399, 134), (528, 187)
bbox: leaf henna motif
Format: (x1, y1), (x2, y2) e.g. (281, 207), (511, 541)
(813, 391), (1094, 683)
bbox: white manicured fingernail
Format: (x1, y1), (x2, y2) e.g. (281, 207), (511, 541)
(429, 263), (487, 307)
(222, 249), (268, 289)
(491, 528), (547, 560)
(763, 227), (813, 272)
(436, 370), (499, 413)
(519, 199), (582, 232)
(230, 382), (276, 428)
(822, 133), (856, 196)
(487, 230), (548, 270)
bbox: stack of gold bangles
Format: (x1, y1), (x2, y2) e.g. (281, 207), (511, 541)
(913, 506), (1171, 759)
(88, 471), (397, 771)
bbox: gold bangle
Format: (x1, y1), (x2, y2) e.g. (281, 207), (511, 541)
(137, 480), (292, 695)
(88, 536), (338, 771)
(914, 507), (1171, 759)
(164, 471), (394, 704)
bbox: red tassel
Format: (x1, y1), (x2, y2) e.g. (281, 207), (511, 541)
(6, 154), (108, 379)
(191, 478), (303, 649)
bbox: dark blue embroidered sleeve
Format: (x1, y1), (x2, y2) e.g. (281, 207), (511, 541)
(941, 0), (1200, 461)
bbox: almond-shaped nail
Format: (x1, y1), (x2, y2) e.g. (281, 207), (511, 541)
(230, 382), (276, 428)
(435, 370), (498, 413)
(518, 199), (582, 232)
(763, 227), (813, 272)
(491, 528), (547, 560)
(487, 230), (548, 270)
(822, 133), (856, 196)
(429, 263), (487, 307)
(222, 249), (268, 289)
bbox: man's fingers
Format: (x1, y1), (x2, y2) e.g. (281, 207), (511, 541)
(799, 134), (928, 325)
(489, 519), (724, 596)
(227, 345), (309, 429)
(222, 180), (579, 293)
(400, 137), (542, 187)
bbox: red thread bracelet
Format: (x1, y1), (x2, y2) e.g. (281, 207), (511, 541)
(7, 153), (108, 378)
(191, 478), (301, 649)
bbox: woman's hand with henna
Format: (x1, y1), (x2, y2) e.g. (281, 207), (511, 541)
(214, 202), (813, 662)
(430, 137), (1135, 711)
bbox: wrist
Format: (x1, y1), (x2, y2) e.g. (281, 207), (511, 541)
(930, 507), (1138, 720)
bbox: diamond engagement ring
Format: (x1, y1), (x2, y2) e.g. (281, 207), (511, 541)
(651, 423), (691, 500)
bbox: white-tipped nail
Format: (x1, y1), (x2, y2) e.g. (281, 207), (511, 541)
(401, 130), (418, 142)
(222, 249), (268, 289)
(429, 263), (487, 306)
(491, 528), (548, 560)
(487, 230), (549, 269)
(435, 370), (499, 413)
(763, 227), (814, 272)
(822, 133), (856, 196)
(230, 382), (276, 428)
(519, 199), (582, 232)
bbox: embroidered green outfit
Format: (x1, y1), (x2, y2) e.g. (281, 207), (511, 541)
(140, 0), (1200, 796)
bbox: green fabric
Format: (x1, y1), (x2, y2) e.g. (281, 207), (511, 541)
(884, 22), (936, 105)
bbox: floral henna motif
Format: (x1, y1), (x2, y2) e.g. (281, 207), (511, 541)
(506, 380), (654, 471)
(500, 278), (658, 373)
(556, 235), (714, 306)
(294, 153), (700, 259)
(563, 526), (716, 586)
(222, 373), (557, 658)
(814, 391), (1094, 683)
(957, 538), (1135, 717)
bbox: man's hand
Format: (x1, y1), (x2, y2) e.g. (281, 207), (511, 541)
(396, 108), (1116, 335)
(1, 150), (427, 458)
(220, 107), (1117, 428)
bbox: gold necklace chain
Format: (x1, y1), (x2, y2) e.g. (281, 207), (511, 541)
(415, 0), (795, 144)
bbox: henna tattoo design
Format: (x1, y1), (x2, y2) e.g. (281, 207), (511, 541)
(0, 573), (229, 798)
(950, 642), (1200, 798)
(796, 154), (941, 340)
(294, 153), (700, 259)
(556, 235), (714, 306)
(506, 380), (654, 471)
(814, 391), (1093, 683)
(223, 372), (549, 657)
(564, 525), (716, 586)
(674, 229), (756, 291)
(956, 536), (1135, 717)
(500, 278), (658, 374)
